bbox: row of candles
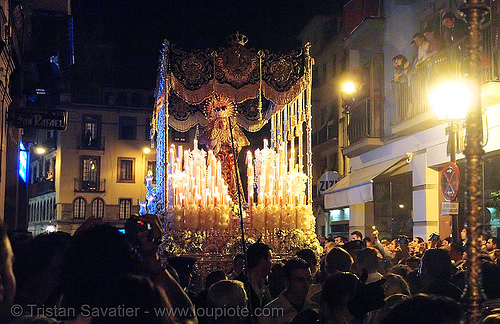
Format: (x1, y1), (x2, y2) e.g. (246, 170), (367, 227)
(166, 138), (310, 231)
(168, 139), (231, 208)
(248, 139), (307, 209)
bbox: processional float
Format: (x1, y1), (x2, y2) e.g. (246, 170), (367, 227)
(143, 33), (322, 261)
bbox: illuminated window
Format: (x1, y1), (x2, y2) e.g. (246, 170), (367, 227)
(73, 197), (86, 219)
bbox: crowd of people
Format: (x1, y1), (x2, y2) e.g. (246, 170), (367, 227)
(2, 215), (500, 324)
(392, 11), (467, 82)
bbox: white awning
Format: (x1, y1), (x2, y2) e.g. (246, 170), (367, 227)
(324, 155), (411, 209)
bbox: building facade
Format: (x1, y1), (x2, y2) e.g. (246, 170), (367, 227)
(28, 88), (158, 234)
(323, 0), (500, 241)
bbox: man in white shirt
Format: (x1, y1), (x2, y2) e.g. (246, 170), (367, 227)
(259, 258), (316, 324)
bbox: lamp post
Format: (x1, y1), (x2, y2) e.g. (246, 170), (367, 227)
(462, 0), (488, 321)
(430, 81), (471, 243)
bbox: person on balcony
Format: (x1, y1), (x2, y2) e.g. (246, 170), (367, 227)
(423, 26), (443, 57)
(412, 32), (429, 67)
(392, 55), (410, 82)
(442, 12), (467, 48)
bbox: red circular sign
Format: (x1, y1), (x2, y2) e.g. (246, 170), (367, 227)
(441, 161), (460, 201)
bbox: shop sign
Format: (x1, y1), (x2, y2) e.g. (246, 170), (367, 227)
(10, 109), (67, 130)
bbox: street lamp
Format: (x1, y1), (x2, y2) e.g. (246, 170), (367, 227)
(429, 81), (472, 242)
(35, 147), (46, 155)
(429, 81), (472, 162)
(341, 81), (356, 114)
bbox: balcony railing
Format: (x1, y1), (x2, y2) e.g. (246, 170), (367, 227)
(74, 179), (106, 192)
(77, 136), (105, 150)
(347, 97), (384, 145)
(392, 21), (500, 126)
(29, 179), (55, 197)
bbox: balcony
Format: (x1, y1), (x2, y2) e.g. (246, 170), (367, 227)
(343, 97), (384, 158)
(391, 21), (500, 134)
(77, 136), (105, 150)
(29, 179), (55, 198)
(74, 179), (106, 192)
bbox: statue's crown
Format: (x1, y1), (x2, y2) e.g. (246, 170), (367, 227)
(227, 32), (248, 46)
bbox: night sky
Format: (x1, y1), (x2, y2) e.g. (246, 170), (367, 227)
(73, 0), (341, 89)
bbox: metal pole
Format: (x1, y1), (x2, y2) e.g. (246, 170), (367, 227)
(462, 0), (488, 322)
(449, 122), (460, 242)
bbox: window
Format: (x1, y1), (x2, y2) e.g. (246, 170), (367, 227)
(82, 157), (100, 190)
(116, 92), (127, 106)
(91, 198), (105, 218)
(82, 115), (101, 148)
(147, 160), (156, 179)
(118, 158), (135, 182)
(119, 199), (132, 219)
(131, 93), (142, 107)
(73, 197), (86, 219)
(119, 117), (137, 140)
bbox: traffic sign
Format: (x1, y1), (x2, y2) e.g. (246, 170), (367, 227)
(440, 161), (460, 201)
(441, 201), (459, 215)
(318, 171), (341, 195)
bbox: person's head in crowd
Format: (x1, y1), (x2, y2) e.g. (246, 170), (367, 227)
(382, 273), (411, 298)
(380, 294), (462, 324)
(168, 256), (197, 289)
(413, 32), (427, 46)
(208, 280), (247, 324)
(319, 272), (359, 324)
(324, 241), (335, 254)
(0, 221), (15, 319)
(411, 39), (418, 53)
(60, 224), (140, 312)
(232, 253), (245, 275)
(334, 235), (347, 246)
(351, 231), (363, 241)
(404, 256), (421, 270)
(343, 240), (365, 255)
(13, 231), (72, 308)
(392, 54), (408, 71)
(373, 294), (409, 324)
(326, 234), (334, 242)
(441, 237), (452, 248)
(246, 242), (272, 278)
(419, 248), (453, 283)
(91, 274), (171, 324)
(205, 270), (227, 290)
(388, 264), (410, 278)
(283, 258), (311, 302)
(480, 231), (490, 249)
(486, 237), (500, 252)
(442, 12), (457, 29)
(292, 309), (319, 324)
(355, 248), (379, 275)
(423, 26), (439, 42)
(296, 248), (318, 275)
(324, 247), (353, 275)
(268, 262), (286, 299)
(363, 236), (372, 248)
(460, 228), (467, 241)
(482, 261), (500, 299)
(449, 243), (464, 263)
